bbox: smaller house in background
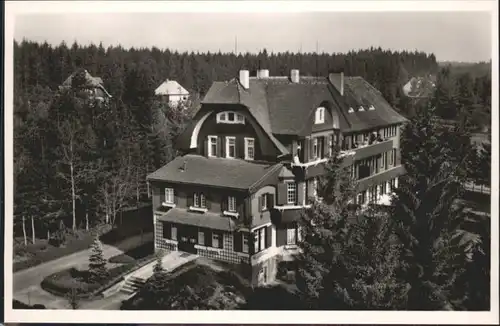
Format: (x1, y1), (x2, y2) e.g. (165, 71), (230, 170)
(402, 75), (436, 98)
(155, 79), (190, 105)
(59, 68), (112, 102)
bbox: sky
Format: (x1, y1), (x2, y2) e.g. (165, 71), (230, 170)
(14, 11), (492, 62)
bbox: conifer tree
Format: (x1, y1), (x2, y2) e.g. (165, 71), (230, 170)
(88, 235), (109, 283)
(391, 104), (474, 310)
(153, 250), (165, 275)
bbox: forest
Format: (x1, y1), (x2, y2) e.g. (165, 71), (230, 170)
(12, 40), (491, 245)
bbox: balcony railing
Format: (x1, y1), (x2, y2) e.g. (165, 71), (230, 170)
(351, 139), (394, 161)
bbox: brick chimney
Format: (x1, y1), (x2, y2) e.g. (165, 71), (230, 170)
(329, 72), (344, 96)
(239, 70), (250, 89)
(290, 69), (300, 83)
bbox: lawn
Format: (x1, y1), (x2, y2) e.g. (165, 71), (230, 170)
(13, 205), (153, 272)
(40, 241), (156, 300)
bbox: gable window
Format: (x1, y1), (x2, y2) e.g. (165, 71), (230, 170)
(193, 193), (206, 208)
(315, 107), (325, 124)
(242, 234), (249, 253)
(369, 105), (375, 111)
(348, 107), (354, 113)
(228, 196), (236, 212)
(226, 136), (236, 158)
(245, 138), (255, 160)
(208, 136), (218, 157)
(217, 111), (245, 124)
(287, 182), (297, 205)
(359, 106), (365, 111)
(164, 188), (174, 204)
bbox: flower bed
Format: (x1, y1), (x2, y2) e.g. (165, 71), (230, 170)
(41, 254), (156, 300)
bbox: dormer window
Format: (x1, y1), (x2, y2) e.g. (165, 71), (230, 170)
(217, 111), (245, 124)
(359, 106), (365, 112)
(315, 107), (325, 124)
(348, 107), (354, 113)
(369, 105), (375, 111)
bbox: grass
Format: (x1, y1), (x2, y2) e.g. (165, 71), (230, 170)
(13, 205), (154, 272)
(108, 241), (155, 264)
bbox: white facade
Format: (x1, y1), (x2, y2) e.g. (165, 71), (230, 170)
(155, 79), (189, 105)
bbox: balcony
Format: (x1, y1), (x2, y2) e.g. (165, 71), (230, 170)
(352, 139), (393, 161)
(270, 207), (304, 225)
(357, 165), (405, 192)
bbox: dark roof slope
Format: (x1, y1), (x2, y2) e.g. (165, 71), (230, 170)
(201, 74), (406, 136)
(147, 154), (283, 192)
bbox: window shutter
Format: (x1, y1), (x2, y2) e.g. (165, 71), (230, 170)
(233, 232), (242, 252)
(248, 232), (255, 255)
(267, 193), (274, 209)
(302, 139), (309, 163)
(277, 183), (287, 205)
(221, 196), (227, 212)
(160, 189), (165, 205)
(205, 193), (212, 209)
(174, 192), (178, 204)
(322, 136), (329, 157)
(217, 136), (222, 157)
(297, 183), (304, 205)
(205, 230), (212, 247)
(237, 198), (244, 217)
(221, 137), (226, 158)
(186, 193), (193, 207)
(266, 225), (272, 248)
(163, 222), (171, 239)
(204, 138), (208, 156)
(309, 138), (314, 159)
(258, 196), (262, 212)
(237, 136), (245, 159)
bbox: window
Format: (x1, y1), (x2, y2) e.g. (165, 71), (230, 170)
(313, 178), (318, 198)
(287, 227), (297, 245)
(171, 226), (177, 241)
(348, 107), (354, 113)
(390, 178), (397, 191)
(208, 136), (218, 157)
(212, 232), (223, 249)
(380, 184), (386, 195)
(287, 182), (297, 205)
(328, 135), (333, 156)
(261, 194), (268, 210)
(164, 188), (174, 204)
(228, 196), (236, 212)
(242, 234), (249, 253)
(359, 106), (365, 111)
(245, 138), (255, 160)
(392, 148), (397, 165)
(198, 231), (205, 246)
(369, 105), (375, 111)
(357, 192), (366, 205)
(193, 193), (206, 208)
(226, 136), (236, 158)
(315, 107), (325, 124)
(216, 111), (245, 124)
(253, 227), (267, 253)
(369, 187), (377, 203)
(389, 150), (394, 165)
(312, 138), (318, 159)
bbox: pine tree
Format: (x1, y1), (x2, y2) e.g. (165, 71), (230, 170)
(391, 104), (473, 310)
(295, 147), (405, 309)
(88, 235), (109, 283)
(153, 250), (165, 275)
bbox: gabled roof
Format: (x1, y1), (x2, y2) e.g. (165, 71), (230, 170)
(61, 69), (112, 98)
(155, 79), (189, 96)
(201, 74), (406, 136)
(147, 154), (283, 192)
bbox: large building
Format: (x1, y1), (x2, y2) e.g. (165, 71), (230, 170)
(147, 69), (407, 286)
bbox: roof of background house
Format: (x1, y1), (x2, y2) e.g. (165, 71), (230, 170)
(61, 69), (112, 98)
(155, 79), (190, 96)
(202, 75), (406, 135)
(147, 154), (283, 192)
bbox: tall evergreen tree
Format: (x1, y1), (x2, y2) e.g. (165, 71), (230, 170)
(88, 235), (109, 283)
(391, 104), (474, 310)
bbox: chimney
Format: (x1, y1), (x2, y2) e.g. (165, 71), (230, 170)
(328, 71), (344, 96)
(290, 69), (300, 83)
(239, 70), (250, 89)
(257, 69), (269, 79)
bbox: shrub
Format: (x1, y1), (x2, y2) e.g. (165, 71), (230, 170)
(108, 254), (136, 264)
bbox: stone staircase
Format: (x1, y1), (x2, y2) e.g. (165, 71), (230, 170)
(120, 276), (146, 295)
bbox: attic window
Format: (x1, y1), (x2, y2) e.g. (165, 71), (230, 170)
(315, 107), (325, 124)
(359, 106), (365, 112)
(369, 105), (375, 111)
(348, 107), (354, 113)
(217, 111), (245, 124)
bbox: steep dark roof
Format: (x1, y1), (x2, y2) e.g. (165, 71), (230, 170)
(201, 75), (406, 136)
(147, 154), (283, 192)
